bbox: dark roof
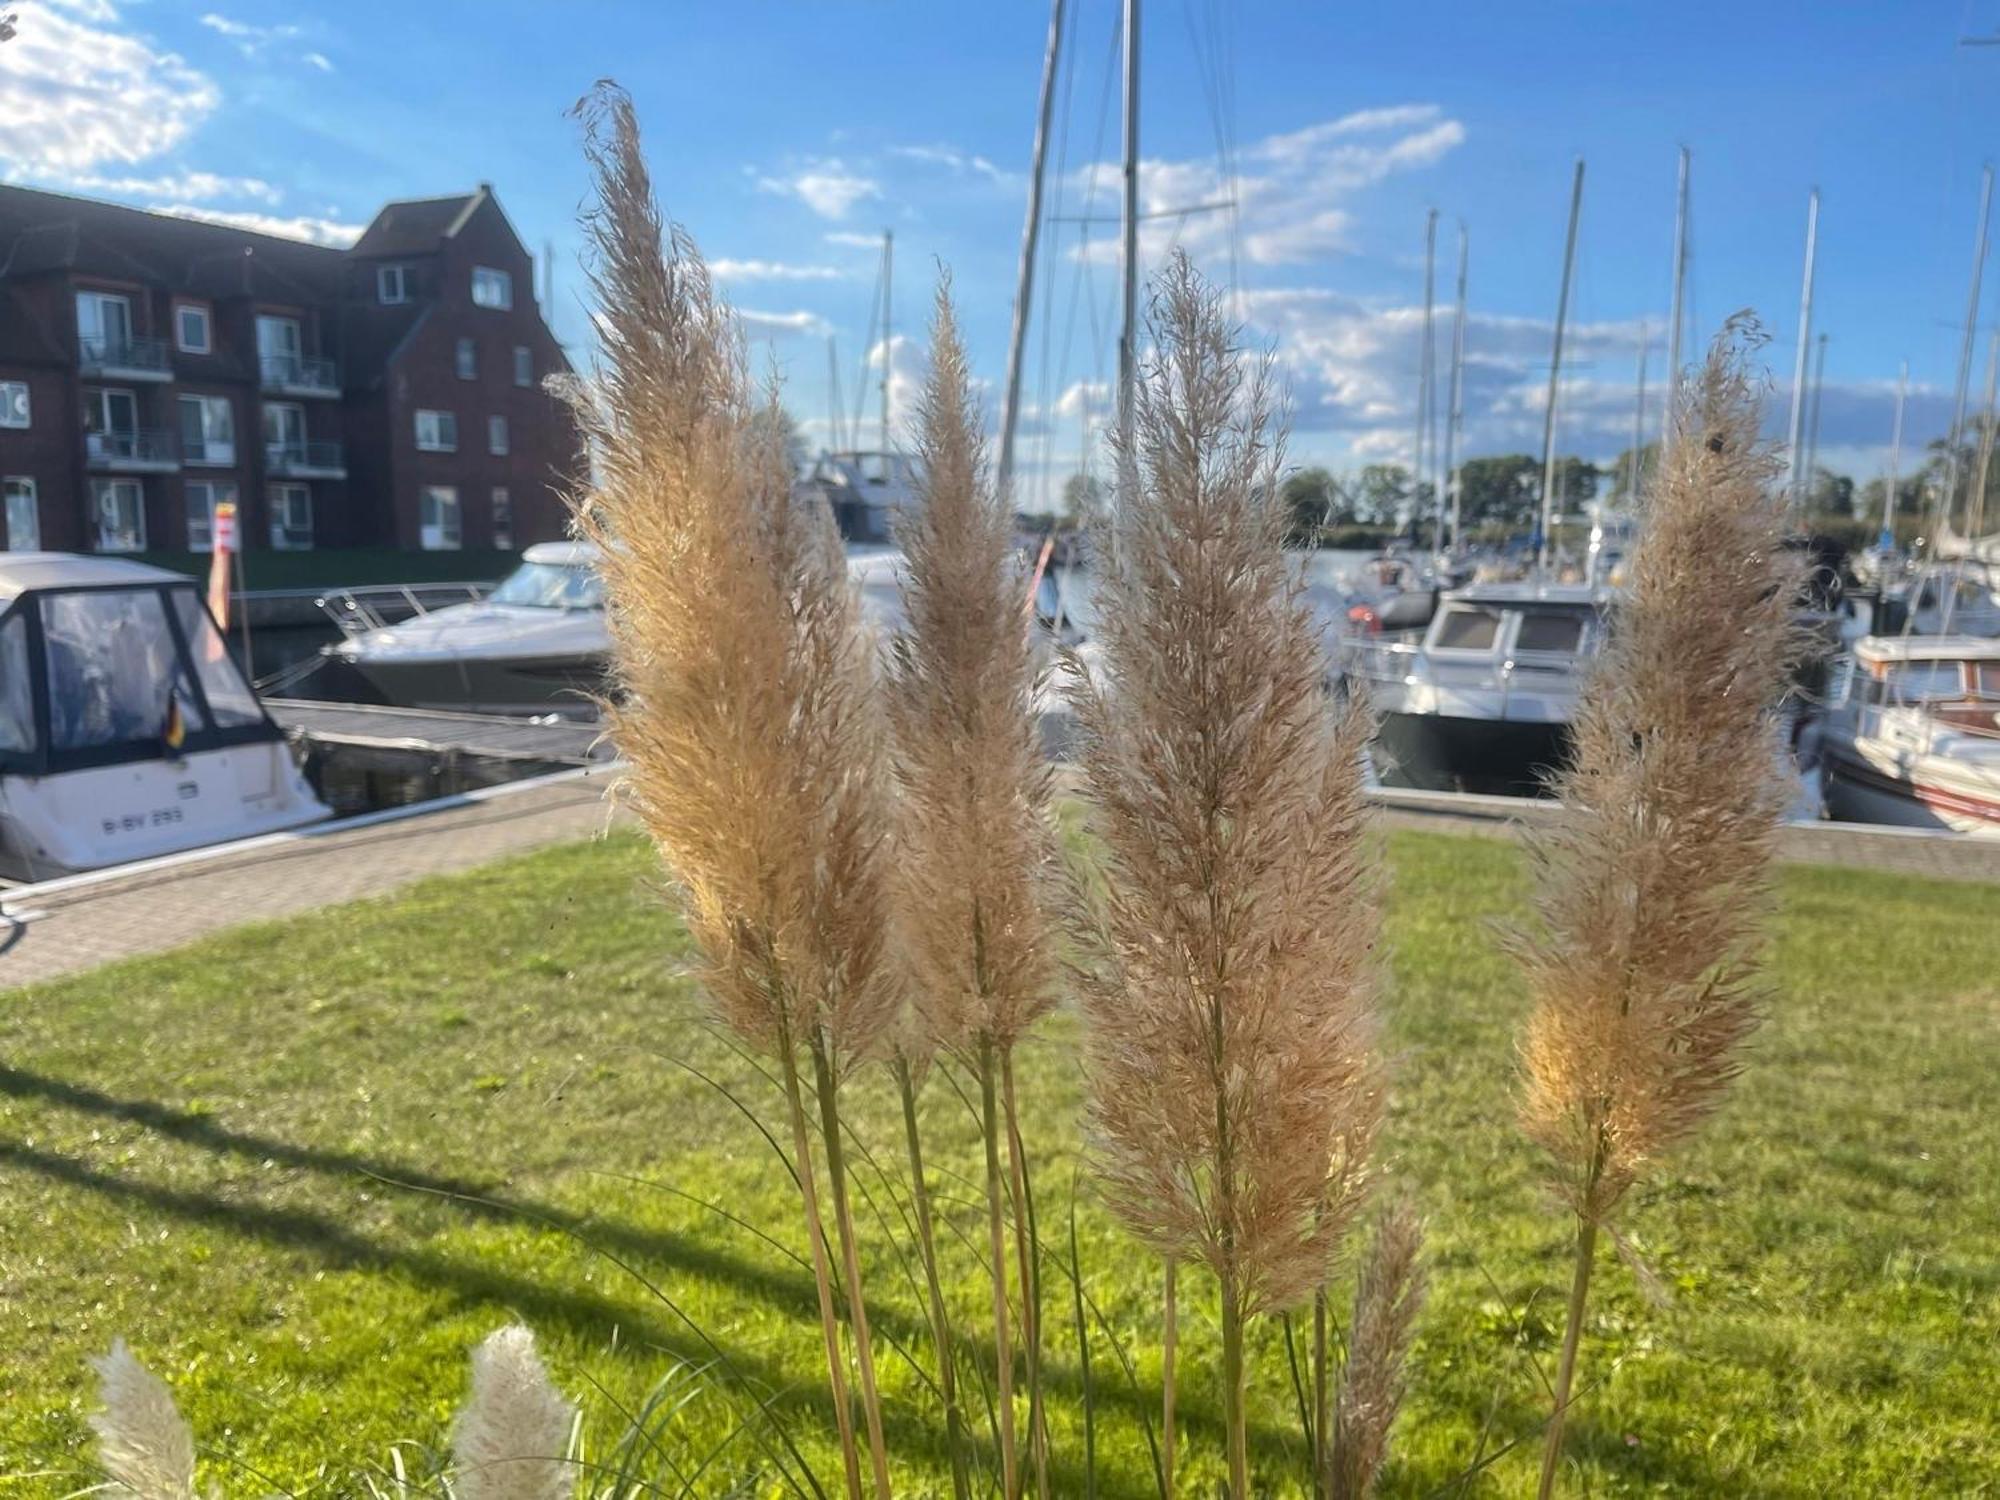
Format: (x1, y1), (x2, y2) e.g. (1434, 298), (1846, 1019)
(0, 184), (344, 299)
(349, 190), (484, 260)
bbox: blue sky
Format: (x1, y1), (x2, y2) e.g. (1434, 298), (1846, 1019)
(9, 0), (2000, 511)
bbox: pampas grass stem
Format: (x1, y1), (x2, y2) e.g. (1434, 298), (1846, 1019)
(810, 1037), (896, 1498)
(1161, 1259), (1178, 1500)
(894, 1055), (973, 1500)
(1000, 1050), (1052, 1500)
(979, 1042), (1021, 1497)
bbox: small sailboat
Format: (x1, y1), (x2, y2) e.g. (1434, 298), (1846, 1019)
(0, 553), (328, 880)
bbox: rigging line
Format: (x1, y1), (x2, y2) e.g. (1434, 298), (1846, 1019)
(1052, 0), (1125, 477)
(849, 249), (883, 450)
(1032, 0), (1085, 516)
(1179, 0), (1237, 302)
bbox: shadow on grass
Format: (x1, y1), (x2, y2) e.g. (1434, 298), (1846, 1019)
(0, 1066), (1329, 1493)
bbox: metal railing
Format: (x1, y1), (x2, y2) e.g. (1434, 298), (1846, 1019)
(258, 353), (339, 393)
(265, 439), (345, 474)
(316, 582), (491, 639)
(182, 435), (237, 466)
(84, 428), (177, 466)
(79, 334), (170, 375)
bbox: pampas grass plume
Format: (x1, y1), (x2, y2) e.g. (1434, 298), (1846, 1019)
(451, 1326), (578, 1500)
(88, 1340), (197, 1500)
(1328, 1201), (1426, 1500)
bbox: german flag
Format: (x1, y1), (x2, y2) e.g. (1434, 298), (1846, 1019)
(164, 694), (186, 754)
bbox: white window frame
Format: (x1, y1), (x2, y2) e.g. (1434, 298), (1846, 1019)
(174, 302), (211, 354)
(76, 290), (132, 352)
(262, 400), (306, 457)
(184, 479), (237, 553)
(490, 486), (513, 550)
(456, 337), (477, 380)
(471, 266), (513, 310)
(414, 409), (457, 452)
(4, 476), (38, 551)
(487, 414), (509, 456)
(178, 393), (235, 466)
(420, 485), (462, 551)
(269, 482), (313, 551)
(512, 345), (532, 388)
(377, 264), (411, 305)
(255, 314), (302, 360)
(92, 477), (145, 553)
(0, 381), (27, 429)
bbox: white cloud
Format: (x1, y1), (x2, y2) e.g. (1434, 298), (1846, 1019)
(198, 10), (326, 69)
(1066, 103), (1465, 270)
(0, 2), (219, 175)
(756, 158), (881, 220)
(711, 258), (845, 283)
(889, 143), (1015, 187)
(157, 203), (362, 246)
(824, 230), (884, 249)
(66, 168), (280, 203)
(738, 307), (834, 339)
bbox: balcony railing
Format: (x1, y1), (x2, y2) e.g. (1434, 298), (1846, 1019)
(265, 439), (346, 477)
(85, 429), (178, 469)
(182, 436), (237, 466)
(259, 353), (340, 395)
(79, 334), (171, 379)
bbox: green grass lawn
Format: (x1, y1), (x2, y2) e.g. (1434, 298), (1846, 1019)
(2, 829), (1997, 1497)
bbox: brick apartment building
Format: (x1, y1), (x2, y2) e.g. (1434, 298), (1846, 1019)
(0, 183), (579, 559)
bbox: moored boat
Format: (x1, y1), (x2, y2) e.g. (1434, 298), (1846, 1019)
(1815, 635), (2000, 835)
(0, 553), (329, 880)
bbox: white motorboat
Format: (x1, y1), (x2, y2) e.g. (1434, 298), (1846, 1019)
(0, 553), (328, 881)
(1345, 580), (1610, 796)
(329, 541), (609, 718)
(1814, 635), (2000, 835)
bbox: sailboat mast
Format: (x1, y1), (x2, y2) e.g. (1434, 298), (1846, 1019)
(1783, 189), (1820, 511)
(1537, 158), (1585, 576)
(1626, 326), (1649, 502)
(996, 0), (1066, 500)
(827, 335), (844, 454)
(1804, 332), (1828, 505)
(1663, 146), (1689, 451)
(879, 229), (894, 455)
(1117, 0), (1140, 464)
(1882, 359), (1907, 550)
(1416, 208), (1438, 548)
(1939, 164), (1994, 542)
(1971, 329), (2000, 546)
(1444, 223), (1468, 554)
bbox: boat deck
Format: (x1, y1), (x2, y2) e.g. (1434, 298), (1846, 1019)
(267, 699), (609, 765)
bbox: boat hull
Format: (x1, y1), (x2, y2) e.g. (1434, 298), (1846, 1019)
(1820, 741), (2000, 836)
(1371, 710), (1572, 798)
(342, 652), (609, 719)
(0, 741), (329, 881)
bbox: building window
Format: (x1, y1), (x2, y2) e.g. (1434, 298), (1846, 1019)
(76, 290), (132, 360)
(92, 478), (145, 552)
(377, 264), (411, 304)
(512, 346), (532, 388)
(178, 394), (235, 466)
(175, 303), (211, 354)
(262, 401), (306, 462)
(487, 415), (509, 456)
(420, 485), (461, 550)
(471, 266), (512, 310)
(414, 409), (457, 452)
(490, 486), (512, 550)
(456, 337), (477, 380)
(83, 387), (140, 461)
(269, 483), (313, 550)
(185, 479), (238, 552)
(4, 477), (38, 551)
(0, 382), (27, 429)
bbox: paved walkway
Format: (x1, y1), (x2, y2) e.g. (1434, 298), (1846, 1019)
(4, 772), (1995, 991)
(0, 771), (628, 989)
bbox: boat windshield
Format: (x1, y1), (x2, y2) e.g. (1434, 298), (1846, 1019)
(42, 588), (209, 751)
(487, 561), (604, 610)
(1516, 611), (1587, 654)
(1431, 606), (1502, 651)
(0, 614), (31, 753)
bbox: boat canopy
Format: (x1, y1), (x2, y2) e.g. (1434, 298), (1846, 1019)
(1856, 634), (2000, 665)
(0, 554), (279, 777)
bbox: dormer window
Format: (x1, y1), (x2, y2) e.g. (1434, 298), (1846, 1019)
(377, 264), (412, 305)
(471, 266), (512, 310)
